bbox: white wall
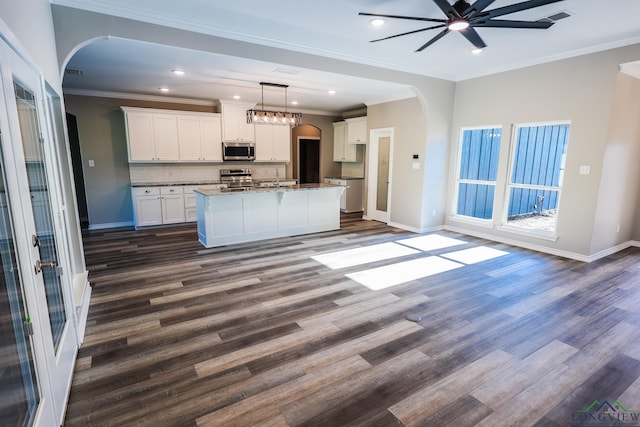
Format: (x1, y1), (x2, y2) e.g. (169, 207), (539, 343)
(448, 44), (640, 257)
(0, 0), (61, 91)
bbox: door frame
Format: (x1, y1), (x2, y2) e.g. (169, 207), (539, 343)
(365, 127), (394, 223)
(0, 34), (77, 427)
(297, 136), (321, 184)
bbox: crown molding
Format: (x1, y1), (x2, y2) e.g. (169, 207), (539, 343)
(62, 88), (217, 106)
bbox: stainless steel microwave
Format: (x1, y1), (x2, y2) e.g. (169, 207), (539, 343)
(222, 142), (255, 161)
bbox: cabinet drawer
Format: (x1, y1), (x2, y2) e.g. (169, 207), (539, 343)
(160, 186), (183, 195)
(184, 194), (196, 208)
(185, 208), (197, 222)
(133, 187), (160, 196)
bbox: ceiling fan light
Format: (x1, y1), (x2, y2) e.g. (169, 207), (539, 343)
(471, 48), (483, 55)
(448, 19), (469, 31)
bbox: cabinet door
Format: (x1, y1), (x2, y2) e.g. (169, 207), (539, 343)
(271, 125), (291, 162)
(153, 114), (180, 161)
(199, 116), (222, 161)
(161, 194), (185, 224)
(254, 124), (273, 161)
(177, 116), (202, 161)
(222, 104), (254, 142)
(136, 196), (162, 226)
(126, 112), (156, 161)
(347, 118), (367, 144)
(333, 121), (355, 162)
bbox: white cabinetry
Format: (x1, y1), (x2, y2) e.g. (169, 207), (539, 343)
(333, 121), (357, 162)
(220, 102), (255, 142)
(177, 114), (222, 161)
(160, 187), (185, 224)
(132, 186), (185, 228)
(254, 124), (291, 162)
(122, 107), (222, 163)
(346, 116), (367, 144)
(132, 187), (162, 226)
(183, 184), (226, 222)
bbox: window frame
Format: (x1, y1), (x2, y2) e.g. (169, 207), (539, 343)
(451, 125), (503, 226)
(498, 120), (571, 240)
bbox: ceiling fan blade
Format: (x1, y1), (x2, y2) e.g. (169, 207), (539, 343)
(460, 27), (486, 49)
(466, 0), (496, 18)
(472, 19), (553, 29)
(484, 0), (565, 19)
(370, 25), (447, 43)
(433, 0), (460, 18)
(416, 28), (450, 52)
(359, 12), (446, 23)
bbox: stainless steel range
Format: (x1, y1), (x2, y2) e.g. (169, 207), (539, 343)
(220, 168), (253, 189)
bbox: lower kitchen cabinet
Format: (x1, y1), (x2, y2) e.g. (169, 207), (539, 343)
(132, 186), (184, 228)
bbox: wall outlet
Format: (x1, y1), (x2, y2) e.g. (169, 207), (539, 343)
(579, 165), (591, 175)
(88, 159), (95, 167)
(616, 224), (620, 233)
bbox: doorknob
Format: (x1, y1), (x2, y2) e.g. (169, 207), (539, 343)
(34, 259), (57, 274)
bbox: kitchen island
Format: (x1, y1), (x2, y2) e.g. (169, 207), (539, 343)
(195, 184), (344, 247)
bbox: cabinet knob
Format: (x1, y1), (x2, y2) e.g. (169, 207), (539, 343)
(145, 190), (150, 193)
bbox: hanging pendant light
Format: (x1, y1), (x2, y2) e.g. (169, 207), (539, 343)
(246, 82), (303, 126)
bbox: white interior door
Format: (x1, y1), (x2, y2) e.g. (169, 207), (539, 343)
(367, 128), (394, 223)
(0, 40), (76, 426)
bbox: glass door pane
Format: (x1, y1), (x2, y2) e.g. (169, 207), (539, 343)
(376, 136), (390, 212)
(13, 81), (66, 350)
(0, 135), (39, 426)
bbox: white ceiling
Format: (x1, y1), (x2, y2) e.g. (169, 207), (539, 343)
(57, 0), (640, 114)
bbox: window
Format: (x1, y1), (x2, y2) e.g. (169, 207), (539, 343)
(505, 123), (570, 234)
(454, 127), (501, 220)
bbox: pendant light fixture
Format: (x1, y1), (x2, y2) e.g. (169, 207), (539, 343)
(246, 82), (303, 126)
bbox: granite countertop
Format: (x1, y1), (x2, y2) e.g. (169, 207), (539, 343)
(324, 176), (364, 180)
(131, 181), (223, 187)
(195, 183), (342, 196)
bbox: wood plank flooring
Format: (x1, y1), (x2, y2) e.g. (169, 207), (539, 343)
(64, 216), (640, 426)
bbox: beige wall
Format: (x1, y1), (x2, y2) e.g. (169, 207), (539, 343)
(590, 73), (640, 253)
(0, 0), (61, 90)
(447, 44), (640, 257)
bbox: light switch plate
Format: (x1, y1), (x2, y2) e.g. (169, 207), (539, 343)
(412, 162), (420, 170)
(579, 165), (590, 175)
(88, 160), (95, 167)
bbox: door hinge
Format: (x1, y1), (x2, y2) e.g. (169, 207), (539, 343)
(24, 317), (34, 336)
(56, 266), (64, 277)
(39, 136), (45, 145)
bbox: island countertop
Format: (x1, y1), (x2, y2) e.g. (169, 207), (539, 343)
(194, 183), (341, 196)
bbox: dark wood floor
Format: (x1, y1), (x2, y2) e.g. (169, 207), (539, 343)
(64, 216), (640, 426)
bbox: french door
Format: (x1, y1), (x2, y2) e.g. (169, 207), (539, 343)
(0, 39), (76, 425)
(367, 128), (394, 223)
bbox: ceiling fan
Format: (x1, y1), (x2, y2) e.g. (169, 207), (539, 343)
(359, 0), (565, 52)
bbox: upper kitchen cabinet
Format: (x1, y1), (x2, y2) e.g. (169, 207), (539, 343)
(254, 124), (291, 162)
(122, 107), (222, 163)
(123, 107), (179, 162)
(333, 121), (357, 162)
(346, 116), (367, 144)
(220, 101), (255, 142)
(177, 114), (222, 161)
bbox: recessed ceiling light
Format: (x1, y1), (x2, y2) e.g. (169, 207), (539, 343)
(328, 90), (336, 95)
(233, 95), (241, 100)
(171, 70), (185, 75)
(471, 48), (483, 55)
(159, 87), (170, 92)
(369, 18), (385, 27)
(291, 101), (298, 105)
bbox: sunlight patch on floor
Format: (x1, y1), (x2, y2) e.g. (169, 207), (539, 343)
(397, 234), (467, 252)
(440, 246), (509, 265)
(345, 256), (464, 291)
(311, 242), (419, 269)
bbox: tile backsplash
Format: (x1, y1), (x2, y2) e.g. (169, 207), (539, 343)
(129, 163), (287, 185)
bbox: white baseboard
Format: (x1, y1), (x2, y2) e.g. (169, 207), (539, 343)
(88, 221), (134, 230)
(445, 225), (639, 262)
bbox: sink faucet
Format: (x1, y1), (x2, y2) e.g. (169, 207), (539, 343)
(276, 167), (280, 188)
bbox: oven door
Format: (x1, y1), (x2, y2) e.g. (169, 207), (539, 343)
(223, 142), (255, 160)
